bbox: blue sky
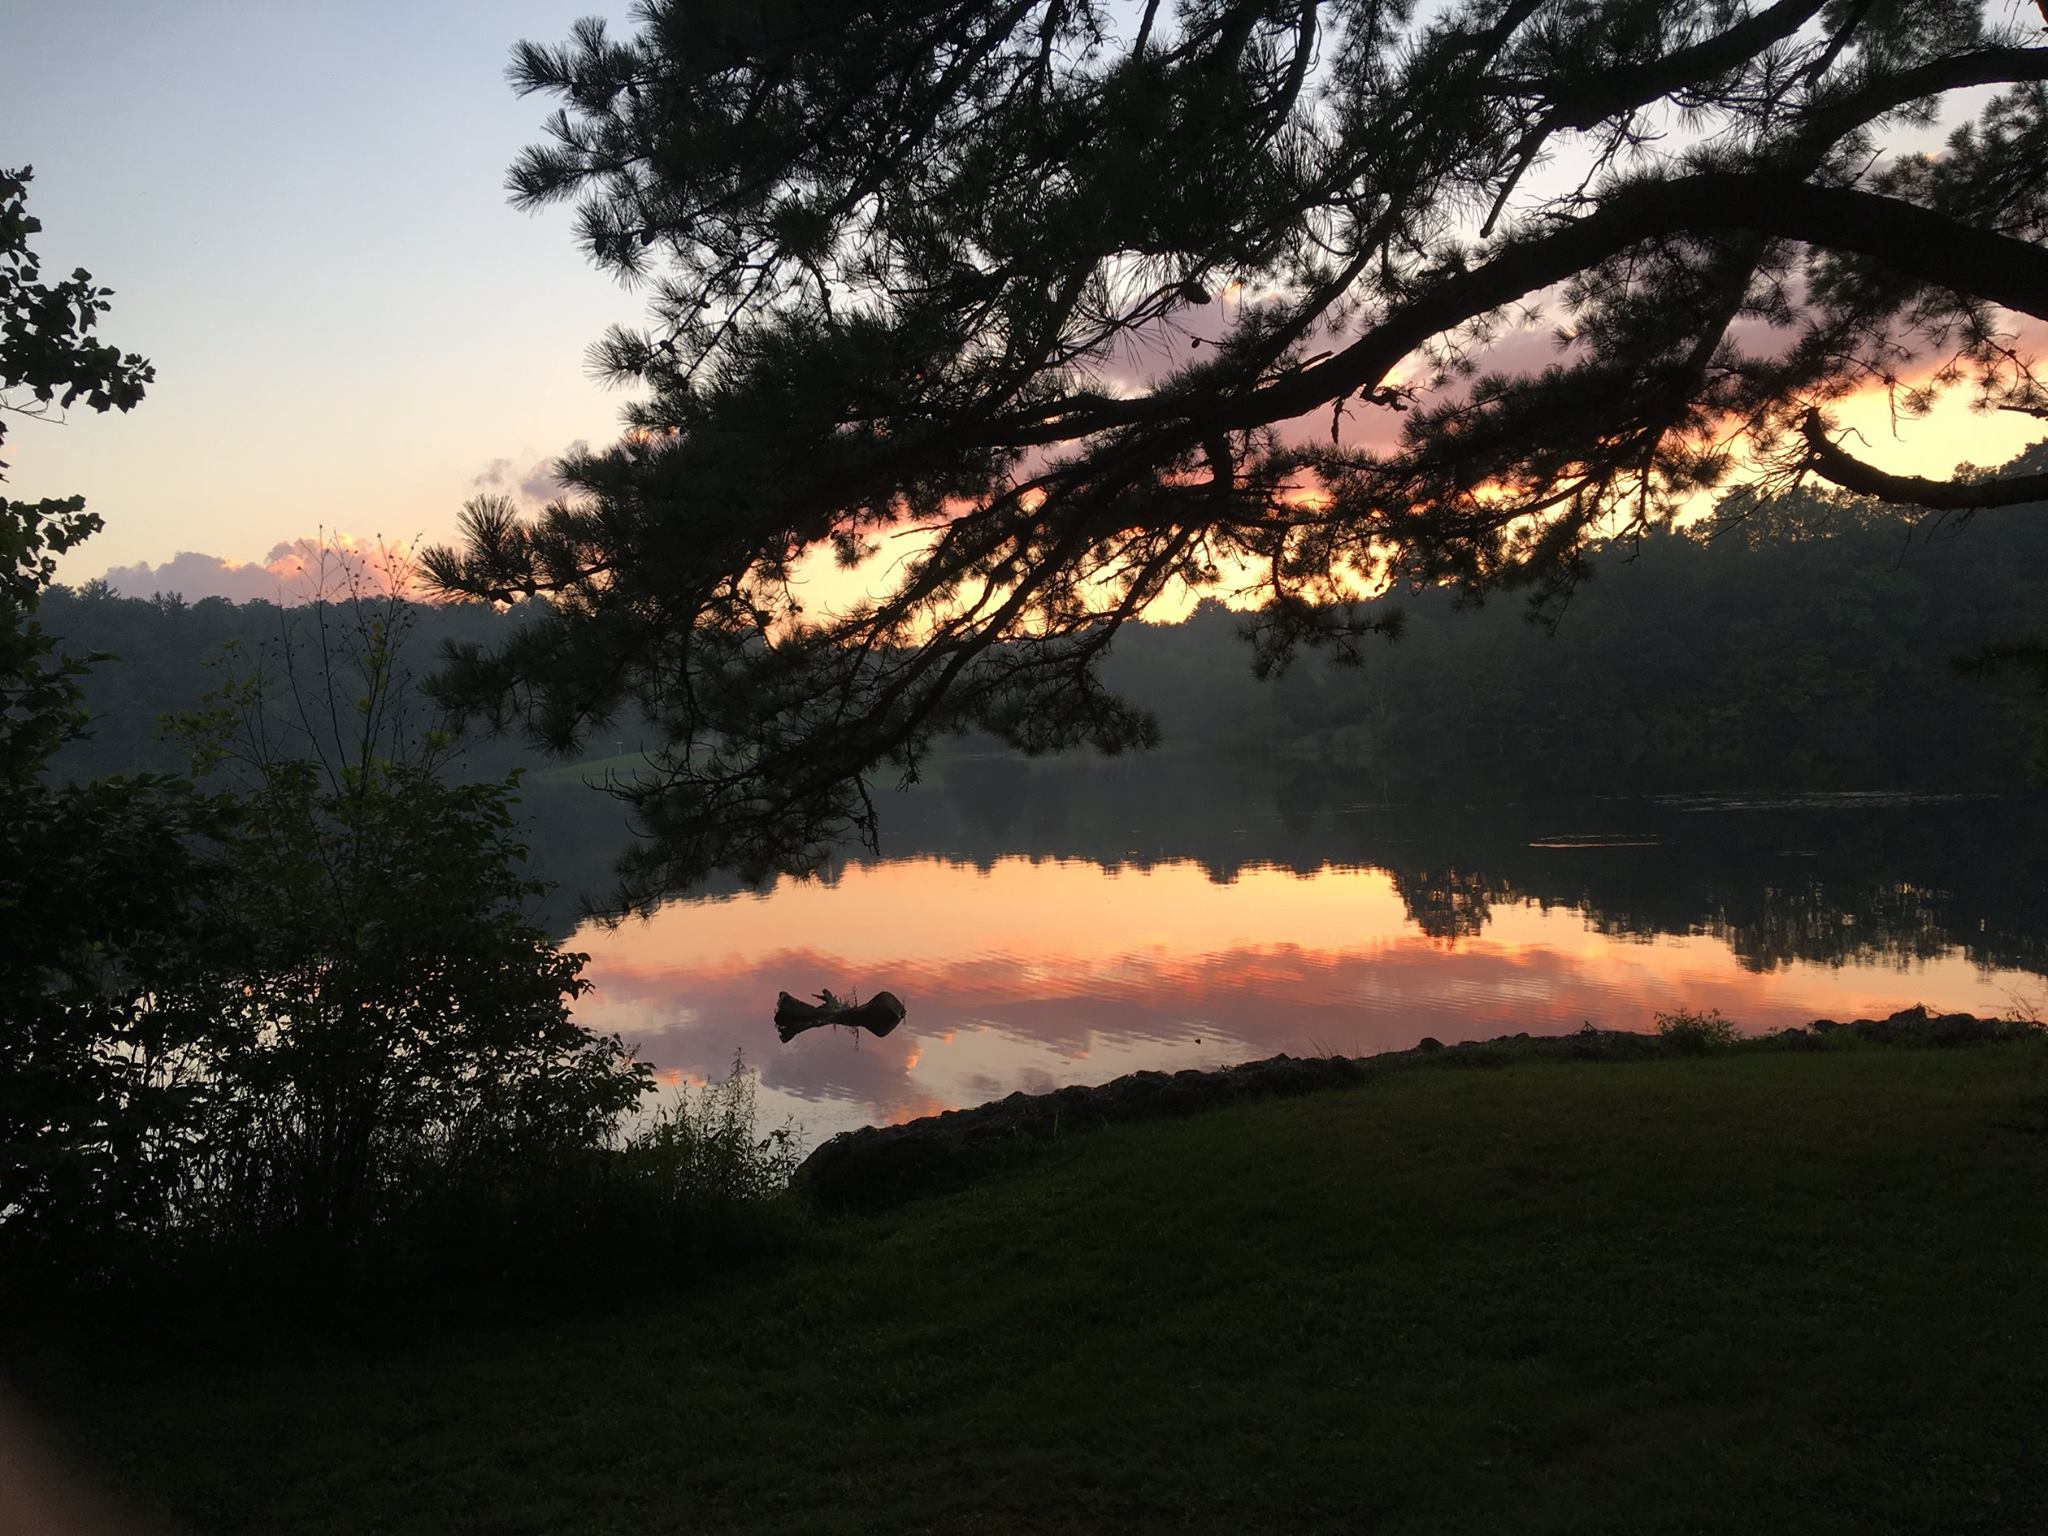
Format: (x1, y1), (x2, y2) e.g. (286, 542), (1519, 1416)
(4, 1), (640, 590)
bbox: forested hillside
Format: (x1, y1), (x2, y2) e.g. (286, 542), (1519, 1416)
(43, 484), (2048, 799)
(41, 591), (542, 783)
(1101, 487), (2048, 796)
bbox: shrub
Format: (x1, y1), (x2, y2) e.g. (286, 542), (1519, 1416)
(186, 753), (652, 1241)
(165, 593), (657, 1244)
(5, 582), (658, 1273)
(623, 1052), (804, 1209)
(1655, 1007), (1740, 1053)
(0, 166), (195, 1268)
(430, 1054), (806, 1285)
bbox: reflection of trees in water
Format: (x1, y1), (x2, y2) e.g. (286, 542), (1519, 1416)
(1387, 866), (1493, 945)
(884, 754), (2048, 979)
(1565, 872), (1968, 974)
(515, 749), (2048, 979)
(1696, 878), (1958, 975)
(1431, 833), (2045, 979)
(1532, 820), (2048, 980)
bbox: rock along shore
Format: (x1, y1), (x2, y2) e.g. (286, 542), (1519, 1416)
(794, 1005), (2038, 1212)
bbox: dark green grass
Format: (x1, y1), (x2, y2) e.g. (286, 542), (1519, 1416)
(23, 1039), (2048, 1534)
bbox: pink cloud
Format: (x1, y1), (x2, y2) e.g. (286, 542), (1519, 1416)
(99, 533), (418, 605)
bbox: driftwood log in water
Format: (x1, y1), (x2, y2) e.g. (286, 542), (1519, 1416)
(775, 989), (907, 1042)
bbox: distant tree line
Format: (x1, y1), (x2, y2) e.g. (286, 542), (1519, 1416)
(47, 479), (2047, 804)
(1097, 479), (2048, 799)
(40, 586), (540, 782)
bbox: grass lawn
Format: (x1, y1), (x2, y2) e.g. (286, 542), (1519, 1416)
(21, 1039), (2048, 1534)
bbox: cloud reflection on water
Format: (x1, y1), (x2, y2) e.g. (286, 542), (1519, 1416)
(570, 854), (2034, 1143)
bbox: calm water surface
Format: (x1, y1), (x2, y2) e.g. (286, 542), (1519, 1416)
(549, 764), (2048, 1143)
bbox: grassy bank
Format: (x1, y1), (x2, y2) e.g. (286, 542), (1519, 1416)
(19, 1037), (2048, 1534)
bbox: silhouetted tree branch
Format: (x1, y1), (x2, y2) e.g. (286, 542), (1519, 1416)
(1801, 410), (2048, 508)
(427, 0), (2048, 899)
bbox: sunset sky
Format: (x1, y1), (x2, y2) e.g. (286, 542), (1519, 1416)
(5, 4), (2042, 603)
(4, 2), (635, 595)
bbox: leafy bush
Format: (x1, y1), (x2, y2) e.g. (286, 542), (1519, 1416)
(1655, 1007), (1740, 1053)
(5, 584), (658, 1271)
(387, 1054), (806, 1291)
(187, 754), (652, 1241)
(157, 592), (657, 1245)
(0, 772), (223, 1263)
(1, 166), (208, 1267)
(623, 1053), (804, 1209)
(3, 173), (663, 1282)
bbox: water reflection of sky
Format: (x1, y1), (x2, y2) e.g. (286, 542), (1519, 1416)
(571, 854), (2041, 1145)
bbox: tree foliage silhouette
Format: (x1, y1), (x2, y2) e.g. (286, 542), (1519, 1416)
(163, 600), (653, 1243)
(0, 171), (650, 1263)
(2, 165), (154, 789)
(426, 0), (2048, 897)
(1, 164), (195, 1254)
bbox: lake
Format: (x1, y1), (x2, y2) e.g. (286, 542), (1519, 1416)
(535, 755), (2048, 1145)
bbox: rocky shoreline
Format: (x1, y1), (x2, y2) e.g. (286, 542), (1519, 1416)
(795, 1005), (2038, 1211)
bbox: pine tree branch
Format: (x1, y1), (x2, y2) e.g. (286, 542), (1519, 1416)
(997, 169), (2048, 453)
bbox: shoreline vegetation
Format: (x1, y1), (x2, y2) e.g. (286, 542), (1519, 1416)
(12, 1016), (2047, 1534)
